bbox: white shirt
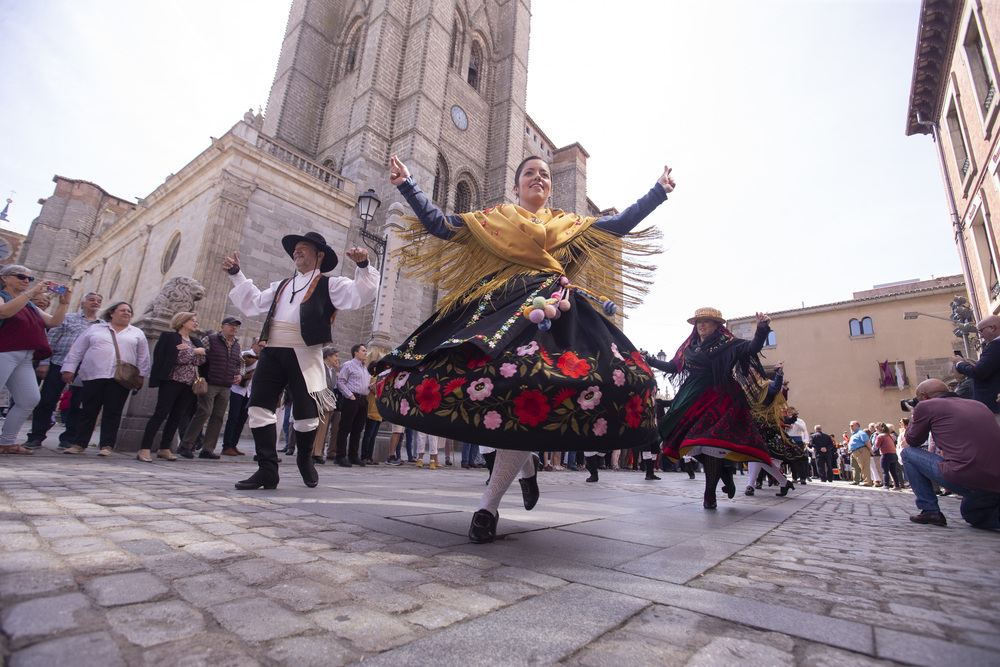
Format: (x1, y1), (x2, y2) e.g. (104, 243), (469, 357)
(785, 418), (811, 444)
(230, 350), (259, 398)
(228, 265), (380, 321)
(62, 322), (151, 381)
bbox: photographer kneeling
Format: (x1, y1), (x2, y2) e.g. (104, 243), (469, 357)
(900, 379), (1000, 528)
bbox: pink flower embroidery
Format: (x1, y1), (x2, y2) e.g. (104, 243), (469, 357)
(611, 343), (625, 361)
(613, 369), (625, 387)
(468, 378), (494, 401)
(593, 418), (608, 436)
(516, 341), (539, 356)
(500, 363), (517, 378)
(400, 399), (410, 416)
(577, 386), (602, 410)
(394, 371), (410, 389)
(484, 410), (502, 430)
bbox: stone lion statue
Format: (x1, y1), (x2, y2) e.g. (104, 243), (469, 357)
(140, 276), (207, 322)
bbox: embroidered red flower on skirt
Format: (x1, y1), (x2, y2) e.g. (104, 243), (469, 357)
(443, 377), (467, 395)
(415, 378), (442, 412)
(630, 350), (652, 375)
(554, 387), (574, 407)
(625, 394), (645, 428)
(557, 351), (591, 379)
(467, 353), (490, 370)
(514, 389), (551, 426)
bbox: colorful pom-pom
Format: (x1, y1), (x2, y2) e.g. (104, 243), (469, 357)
(558, 299), (571, 312)
(543, 305), (557, 318)
(603, 300), (617, 316)
(528, 309), (545, 323)
(532, 296), (547, 309)
(539, 318), (552, 331)
(559, 276), (569, 285)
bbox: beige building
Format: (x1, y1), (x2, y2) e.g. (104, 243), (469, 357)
(906, 0), (1000, 320)
(728, 275), (970, 437)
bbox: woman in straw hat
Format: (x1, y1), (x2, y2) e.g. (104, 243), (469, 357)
(381, 155), (674, 543)
(646, 307), (773, 509)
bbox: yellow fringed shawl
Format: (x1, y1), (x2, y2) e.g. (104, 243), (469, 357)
(397, 203), (661, 316)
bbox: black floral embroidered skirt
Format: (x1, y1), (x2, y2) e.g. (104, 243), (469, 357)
(375, 274), (657, 451)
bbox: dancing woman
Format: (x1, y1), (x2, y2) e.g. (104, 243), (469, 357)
(647, 307), (773, 509)
(378, 155), (674, 542)
(745, 362), (801, 497)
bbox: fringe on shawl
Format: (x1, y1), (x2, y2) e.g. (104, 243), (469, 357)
(312, 387), (338, 414)
(395, 217), (661, 316)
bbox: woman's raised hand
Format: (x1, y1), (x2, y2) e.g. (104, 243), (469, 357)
(755, 312), (771, 325)
(389, 156), (410, 186)
(657, 166), (676, 193)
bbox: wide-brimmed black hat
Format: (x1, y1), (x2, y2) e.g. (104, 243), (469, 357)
(281, 232), (338, 273)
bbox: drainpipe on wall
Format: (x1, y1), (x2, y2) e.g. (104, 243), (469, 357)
(915, 112), (983, 321)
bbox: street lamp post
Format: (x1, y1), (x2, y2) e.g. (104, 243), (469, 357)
(357, 189), (385, 343)
(902, 311), (976, 357)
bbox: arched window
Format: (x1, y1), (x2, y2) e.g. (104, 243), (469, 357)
(455, 180), (472, 213)
(467, 41), (483, 90)
(448, 15), (465, 71)
(108, 267), (121, 300)
(161, 232), (181, 274)
(343, 25), (362, 76)
(432, 154), (449, 209)
(850, 317), (874, 337)
(765, 330), (776, 346)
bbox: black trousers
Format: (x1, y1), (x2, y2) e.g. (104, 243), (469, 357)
(817, 454), (836, 482)
(139, 380), (196, 452)
(335, 396), (367, 460)
(76, 378), (131, 449)
(27, 363), (82, 445)
(246, 348), (319, 482)
(222, 391), (250, 450)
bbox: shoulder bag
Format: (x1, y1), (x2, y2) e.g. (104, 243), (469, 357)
(110, 328), (143, 390)
(191, 365), (208, 395)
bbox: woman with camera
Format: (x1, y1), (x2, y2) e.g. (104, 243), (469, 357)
(0, 265), (70, 454)
(61, 302), (149, 457)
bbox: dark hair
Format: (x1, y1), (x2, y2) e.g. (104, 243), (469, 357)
(515, 155), (548, 183)
(351, 343), (365, 357)
(101, 301), (133, 322)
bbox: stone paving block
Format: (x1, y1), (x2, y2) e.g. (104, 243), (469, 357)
(478, 579), (542, 604)
(139, 637), (261, 666)
(81, 516), (136, 528)
(225, 557), (287, 585)
(0, 551), (62, 574)
(86, 572), (170, 606)
(263, 577), (348, 612)
(404, 602), (469, 631)
(0, 570), (77, 600)
(687, 636), (795, 666)
(9, 631), (126, 667)
(367, 563), (432, 585)
(35, 523), (91, 538)
(224, 532), (282, 549)
(416, 582), (504, 615)
(251, 526), (301, 539)
(200, 522), (249, 536)
(256, 545), (318, 564)
(209, 598), (314, 643)
(173, 572), (254, 606)
(106, 600), (205, 648)
(0, 533), (41, 550)
(49, 536), (113, 555)
(62, 549), (139, 575)
(344, 581), (422, 614)
(492, 566), (567, 590)
(103, 528), (159, 542)
(141, 552), (213, 579)
(182, 540), (247, 561)
(0, 520), (30, 532)
(2, 592), (93, 640)
(310, 605), (416, 653)
(266, 635), (358, 667)
(294, 561), (359, 586)
(566, 636), (691, 667)
(117, 539), (175, 556)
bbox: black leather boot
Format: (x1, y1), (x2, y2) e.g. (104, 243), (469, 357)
(295, 429), (319, 488)
(585, 455), (599, 483)
(483, 450), (496, 485)
(236, 426), (280, 490)
(644, 458), (660, 480)
(518, 474), (539, 510)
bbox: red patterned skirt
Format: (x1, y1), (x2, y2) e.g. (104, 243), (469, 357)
(375, 274), (657, 451)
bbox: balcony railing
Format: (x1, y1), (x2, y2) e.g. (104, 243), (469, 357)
(256, 135), (345, 190)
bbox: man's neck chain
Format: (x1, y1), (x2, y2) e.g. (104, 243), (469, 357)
(288, 269), (317, 303)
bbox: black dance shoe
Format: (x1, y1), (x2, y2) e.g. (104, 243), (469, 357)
(518, 475), (539, 511)
(775, 481), (795, 497)
(468, 509), (499, 543)
(744, 486), (755, 496)
(703, 498), (718, 510)
(235, 474), (278, 490)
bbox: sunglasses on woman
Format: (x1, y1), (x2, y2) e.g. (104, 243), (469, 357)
(8, 274), (34, 282)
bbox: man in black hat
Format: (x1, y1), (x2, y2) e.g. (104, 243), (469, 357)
(222, 232), (379, 490)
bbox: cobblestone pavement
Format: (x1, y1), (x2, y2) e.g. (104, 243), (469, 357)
(1, 441), (998, 666)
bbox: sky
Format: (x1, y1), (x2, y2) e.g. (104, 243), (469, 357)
(0, 0), (961, 353)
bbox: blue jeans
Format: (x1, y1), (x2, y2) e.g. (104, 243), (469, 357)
(461, 442), (479, 465)
(901, 446), (1000, 529)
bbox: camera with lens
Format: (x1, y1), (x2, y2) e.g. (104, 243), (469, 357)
(900, 397), (919, 412)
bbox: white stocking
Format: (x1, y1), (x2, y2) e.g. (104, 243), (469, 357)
(477, 449), (532, 514)
(748, 459), (789, 487)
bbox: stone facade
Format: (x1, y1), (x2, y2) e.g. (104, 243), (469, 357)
(728, 275), (971, 436)
(906, 0), (1000, 319)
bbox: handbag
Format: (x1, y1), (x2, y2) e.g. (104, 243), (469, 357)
(109, 328), (143, 390)
(191, 366), (208, 395)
